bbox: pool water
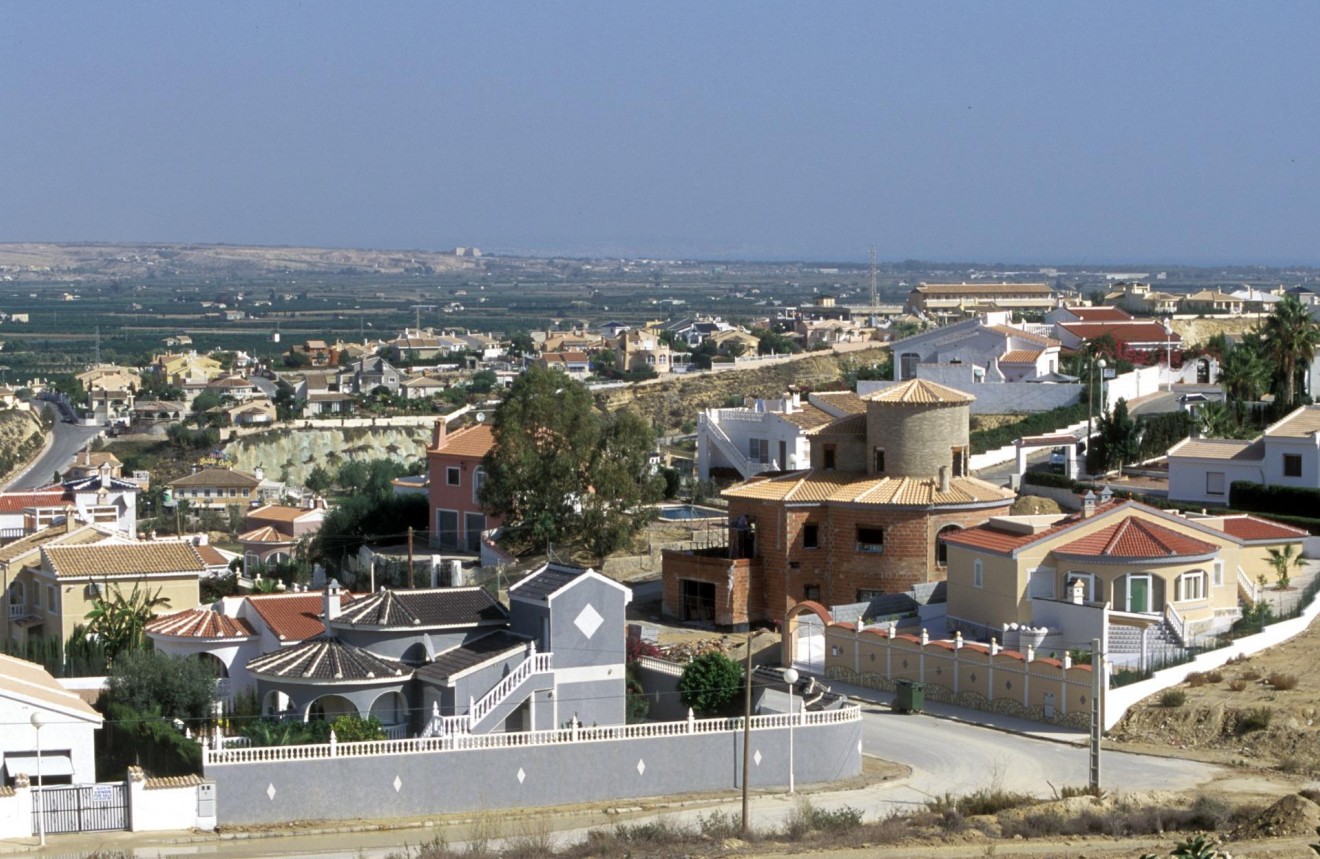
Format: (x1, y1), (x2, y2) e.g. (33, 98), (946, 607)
(657, 505), (725, 521)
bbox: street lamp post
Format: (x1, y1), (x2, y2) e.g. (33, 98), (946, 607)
(782, 667), (799, 794)
(30, 711), (46, 848)
(1164, 319), (1174, 375)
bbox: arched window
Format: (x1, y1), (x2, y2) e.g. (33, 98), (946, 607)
(935, 525), (961, 567)
(1065, 571), (1098, 603)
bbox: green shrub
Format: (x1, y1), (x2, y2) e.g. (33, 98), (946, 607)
(1160, 689), (1187, 708)
(676, 652), (743, 716)
(1022, 471), (1077, 489)
(97, 701), (202, 779)
(969, 403), (1089, 455)
(328, 714), (386, 742)
(1230, 480), (1320, 519)
(1237, 706), (1272, 734)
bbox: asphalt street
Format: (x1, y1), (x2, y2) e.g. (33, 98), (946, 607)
(5, 407), (103, 490)
(25, 706), (1226, 859)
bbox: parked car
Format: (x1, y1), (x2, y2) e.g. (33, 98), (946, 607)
(1049, 447), (1067, 473)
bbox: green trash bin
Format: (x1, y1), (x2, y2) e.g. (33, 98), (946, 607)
(895, 679), (925, 714)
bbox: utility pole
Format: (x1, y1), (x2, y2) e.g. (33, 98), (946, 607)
(1089, 636), (1103, 792)
(869, 244), (877, 323)
(407, 527), (415, 588)
(740, 630), (753, 835)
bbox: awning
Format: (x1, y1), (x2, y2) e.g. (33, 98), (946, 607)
(3, 752), (74, 778)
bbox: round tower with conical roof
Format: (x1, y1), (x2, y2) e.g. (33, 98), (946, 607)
(862, 379), (973, 479)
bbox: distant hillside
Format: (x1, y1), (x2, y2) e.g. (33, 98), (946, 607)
(595, 348), (890, 433)
(0, 409), (45, 484)
(0, 242), (476, 282)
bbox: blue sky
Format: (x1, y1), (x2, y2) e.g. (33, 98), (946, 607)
(3, 2), (1319, 263)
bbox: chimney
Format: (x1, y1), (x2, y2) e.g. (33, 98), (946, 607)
(431, 419), (447, 449)
(323, 578), (342, 635)
(1081, 489), (1097, 518)
(254, 466), (264, 482)
(64, 505), (77, 533)
(938, 465), (950, 493)
(1071, 578), (1086, 605)
(100, 461), (111, 490)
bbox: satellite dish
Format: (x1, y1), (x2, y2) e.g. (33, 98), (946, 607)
(476, 412), (486, 423)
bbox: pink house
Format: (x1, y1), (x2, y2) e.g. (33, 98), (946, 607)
(426, 422), (501, 552)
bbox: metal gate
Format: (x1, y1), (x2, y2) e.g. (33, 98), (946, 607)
(793, 613), (825, 673)
(33, 783), (129, 834)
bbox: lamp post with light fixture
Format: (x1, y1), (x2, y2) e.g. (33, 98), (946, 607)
(30, 711), (46, 848)
(782, 667), (799, 794)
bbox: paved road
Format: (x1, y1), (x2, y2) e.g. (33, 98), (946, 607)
(50, 707), (1225, 859)
(5, 408), (103, 489)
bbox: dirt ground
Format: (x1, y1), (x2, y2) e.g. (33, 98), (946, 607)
(1109, 610), (1320, 777)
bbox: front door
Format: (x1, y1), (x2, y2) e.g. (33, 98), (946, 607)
(1127, 574), (1151, 613)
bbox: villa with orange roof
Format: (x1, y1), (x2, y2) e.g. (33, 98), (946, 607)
(940, 494), (1305, 665)
(426, 420), (501, 552)
(887, 318), (1064, 384)
(663, 379), (1016, 632)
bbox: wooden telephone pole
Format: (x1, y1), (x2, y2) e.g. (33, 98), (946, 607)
(407, 527), (415, 588)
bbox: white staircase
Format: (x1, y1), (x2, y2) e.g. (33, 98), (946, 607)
(422, 645), (554, 737)
(700, 413), (779, 480)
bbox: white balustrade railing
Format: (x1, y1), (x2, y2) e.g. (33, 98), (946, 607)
(468, 651), (553, 728)
(204, 704), (861, 766)
(1237, 566), (1261, 605)
(383, 722), (407, 740)
(636, 655), (684, 677)
(1163, 602), (1187, 646)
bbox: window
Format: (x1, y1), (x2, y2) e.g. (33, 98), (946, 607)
(472, 467), (487, 503)
(857, 588), (884, 601)
(1212, 561), (1224, 587)
(952, 447), (967, 478)
(900, 352), (920, 380)
(1028, 567), (1056, 599)
(803, 585), (821, 601)
(1283, 454), (1303, 478)
(823, 444), (837, 471)
(973, 559), (983, 589)
(435, 509), (459, 550)
(47, 586), (58, 612)
(748, 438), (769, 463)
(446, 467), (461, 486)
(33, 585), (40, 608)
(873, 448), (885, 474)
(1177, 570), (1208, 602)
(802, 523), (819, 549)
(935, 524), (960, 566)
(856, 526), (885, 553)
(1206, 472), (1226, 496)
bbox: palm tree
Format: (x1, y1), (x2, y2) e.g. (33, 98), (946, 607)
(1259, 296), (1320, 407)
(1196, 401), (1238, 439)
(1216, 338), (1270, 403)
(83, 583), (171, 659)
(1265, 543), (1305, 591)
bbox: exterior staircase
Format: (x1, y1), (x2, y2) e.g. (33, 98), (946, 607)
(422, 647), (554, 737)
(1107, 619), (1184, 670)
(699, 413), (779, 480)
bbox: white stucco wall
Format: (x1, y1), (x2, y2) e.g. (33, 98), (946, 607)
(697, 408), (809, 479)
(1167, 458), (1266, 505)
(129, 778), (215, 832)
(0, 785), (33, 838)
(0, 695), (100, 785)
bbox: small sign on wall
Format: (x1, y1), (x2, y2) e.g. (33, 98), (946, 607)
(91, 785), (114, 803)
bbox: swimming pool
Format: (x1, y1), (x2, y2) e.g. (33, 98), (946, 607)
(656, 504), (726, 521)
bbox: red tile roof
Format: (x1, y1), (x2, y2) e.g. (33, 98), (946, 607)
(194, 545), (229, 567)
(1055, 516), (1218, 560)
(1058, 321), (1182, 345)
(941, 503), (1128, 555)
(429, 424), (494, 458)
(1067, 307), (1132, 322)
(146, 609), (256, 639)
(0, 491), (66, 513)
(1215, 515), (1309, 542)
(246, 592), (354, 642)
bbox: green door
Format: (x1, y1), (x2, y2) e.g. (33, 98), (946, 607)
(1129, 575), (1150, 613)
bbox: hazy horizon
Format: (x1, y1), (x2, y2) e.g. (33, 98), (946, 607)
(5, 3), (1320, 266)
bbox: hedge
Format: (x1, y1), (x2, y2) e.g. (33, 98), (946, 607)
(1229, 481), (1320, 516)
(1021, 472), (1076, 489)
(969, 402), (1089, 455)
(97, 701), (203, 780)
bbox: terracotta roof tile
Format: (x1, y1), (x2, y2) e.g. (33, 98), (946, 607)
(43, 542), (206, 579)
(167, 468), (261, 489)
(1167, 438), (1264, 461)
(1067, 307), (1131, 322)
(239, 525), (294, 544)
(430, 424), (494, 458)
(146, 609), (255, 639)
(245, 505), (315, 525)
(723, 470), (1015, 507)
(862, 378), (974, 405)
(246, 592), (354, 642)
(1266, 405), (1320, 438)
(194, 545), (229, 567)
(985, 325), (1060, 347)
(1055, 516), (1218, 560)
(777, 403), (836, 430)
(1057, 321), (1182, 345)
(144, 774), (205, 790)
(999, 349), (1043, 364)
(807, 413), (867, 436)
(0, 491), (66, 513)
(941, 505), (1123, 555)
(809, 391), (867, 415)
(1215, 515), (1309, 542)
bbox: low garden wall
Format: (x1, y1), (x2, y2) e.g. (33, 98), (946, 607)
(822, 623), (1095, 729)
(203, 709), (863, 826)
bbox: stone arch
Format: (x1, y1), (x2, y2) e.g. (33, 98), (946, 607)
(194, 651), (229, 678)
(935, 524), (962, 567)
(306, 694), (358, 723)
(781, 600), (831, 670)
(369, 691), (407, 733)
(262, 689), (291, 717)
